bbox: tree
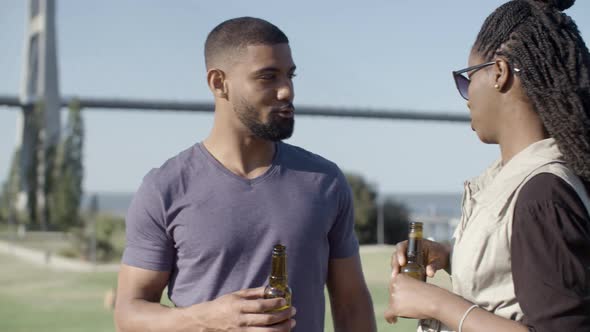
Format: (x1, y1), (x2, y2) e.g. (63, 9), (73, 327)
(344, 172), (410, 244)
(27, 102), (44, 229)
(0, 149), (21, 224)
(48, 99), (84, 230)
(5, 101), (50, 230)
(1, 100), (84, 231)
(344, 173), (378, 244)
(382, 197), (410, 244)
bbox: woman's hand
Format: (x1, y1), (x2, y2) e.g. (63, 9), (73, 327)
(384, 273), (445, 324)
(390, 239), (451, 278)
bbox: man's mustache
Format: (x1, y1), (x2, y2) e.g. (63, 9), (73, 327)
(272, 103), (295, 112)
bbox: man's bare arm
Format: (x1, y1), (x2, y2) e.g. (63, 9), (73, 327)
(114, 264), (296, 332)
(326, 254), (376, 332)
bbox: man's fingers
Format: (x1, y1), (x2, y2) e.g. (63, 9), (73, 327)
(240, 307), (295, 327)
(240, 297), (289, 313)
(243, 318), (295, 331)
(235, 287), (267, 299)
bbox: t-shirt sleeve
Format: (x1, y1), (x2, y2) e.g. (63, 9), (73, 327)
(328, 169), (360, 259)
(122, 170), (175, 271)
(511, 173), (590, 332)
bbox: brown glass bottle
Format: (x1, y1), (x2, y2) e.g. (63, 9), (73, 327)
(263, 244), (292, 312)
(401, 221), (426, 282)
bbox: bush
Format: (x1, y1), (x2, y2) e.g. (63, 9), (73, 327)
(60, 213), (125, 262)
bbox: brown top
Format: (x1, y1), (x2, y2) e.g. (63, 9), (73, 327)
(512, 173), (590, 332)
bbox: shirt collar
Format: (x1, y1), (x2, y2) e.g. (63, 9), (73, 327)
(466, 138), (565, 216)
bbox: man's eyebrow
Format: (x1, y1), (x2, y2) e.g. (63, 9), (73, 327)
(252, 65), (297, 75)
(252, 67), (280, 75)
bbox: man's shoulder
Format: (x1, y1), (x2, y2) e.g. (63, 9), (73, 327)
(142, 143), (201, 192)
(280, 142), (340, 175)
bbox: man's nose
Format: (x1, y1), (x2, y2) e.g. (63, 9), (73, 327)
(277, 80), (294, 102)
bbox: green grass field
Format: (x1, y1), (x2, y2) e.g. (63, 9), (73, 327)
(0, 246), (450, 332)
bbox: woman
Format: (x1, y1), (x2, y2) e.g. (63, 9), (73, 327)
(385, 0), (590, 331)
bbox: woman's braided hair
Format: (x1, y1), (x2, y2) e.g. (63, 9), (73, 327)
(474, 0), (590, 181)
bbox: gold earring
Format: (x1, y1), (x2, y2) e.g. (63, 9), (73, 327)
(494, 84), (500, 89)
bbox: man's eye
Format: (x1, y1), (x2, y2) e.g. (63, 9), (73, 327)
(259, 75), (275, 80)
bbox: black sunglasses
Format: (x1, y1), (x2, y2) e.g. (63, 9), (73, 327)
(452, 61), (522, 100)
(452, 61), (495, 100)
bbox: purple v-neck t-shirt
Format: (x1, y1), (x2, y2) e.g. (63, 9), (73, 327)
(122, 141), (359, 331)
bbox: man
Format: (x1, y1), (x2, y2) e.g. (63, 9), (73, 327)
(114, 17), (376, 332)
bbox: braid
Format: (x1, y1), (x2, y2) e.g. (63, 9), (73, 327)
(474, 0), (590, 181)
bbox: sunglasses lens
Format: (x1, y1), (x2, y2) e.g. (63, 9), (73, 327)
(454, 74), (469, 100)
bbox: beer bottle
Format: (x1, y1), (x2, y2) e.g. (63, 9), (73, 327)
(263, 244), (292, 311)
(401, 221), (426, 281)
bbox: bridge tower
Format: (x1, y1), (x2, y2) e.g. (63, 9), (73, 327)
(15, 0), (61, 229)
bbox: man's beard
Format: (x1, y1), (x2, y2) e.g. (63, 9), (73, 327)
(234, 98), (295, 142)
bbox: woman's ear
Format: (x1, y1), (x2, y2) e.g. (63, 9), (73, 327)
(493, 59), (511, 92)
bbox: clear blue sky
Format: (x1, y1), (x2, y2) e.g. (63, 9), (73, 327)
(1, 0), (589, 194)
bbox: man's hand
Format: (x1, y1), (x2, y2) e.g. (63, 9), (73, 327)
(183, 287), (296, 331)
(115, 265), (295, 332)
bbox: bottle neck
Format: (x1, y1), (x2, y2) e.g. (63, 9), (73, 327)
(407, 229), (423, 263)
(269, 254), (288, 286)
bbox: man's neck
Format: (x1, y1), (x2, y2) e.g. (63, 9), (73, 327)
(203, 125), (277, 179)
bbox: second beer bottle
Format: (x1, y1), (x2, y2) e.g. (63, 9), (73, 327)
(401, 221), (426, 281)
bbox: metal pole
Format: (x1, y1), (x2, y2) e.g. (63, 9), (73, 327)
(89, 194), (98, 264)
(377, 194), (384, 245)
(1, 95), (471, 122)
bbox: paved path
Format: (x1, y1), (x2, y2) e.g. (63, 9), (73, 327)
(0, 240), (119, 272)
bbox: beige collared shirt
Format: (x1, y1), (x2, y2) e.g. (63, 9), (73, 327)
(420, 138), (590, 331)
(453, 138), (590, 319)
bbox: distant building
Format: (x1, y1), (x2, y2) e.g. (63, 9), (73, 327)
(389, 192), (463, 243)
(411, 214), (459, 243)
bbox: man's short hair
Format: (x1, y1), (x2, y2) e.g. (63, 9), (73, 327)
(204, 17), (289, 69)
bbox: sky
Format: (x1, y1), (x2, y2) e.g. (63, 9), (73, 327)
(1, 0), (589, 195)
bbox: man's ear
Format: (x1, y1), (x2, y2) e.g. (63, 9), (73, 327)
(207, 68), (228, 99)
